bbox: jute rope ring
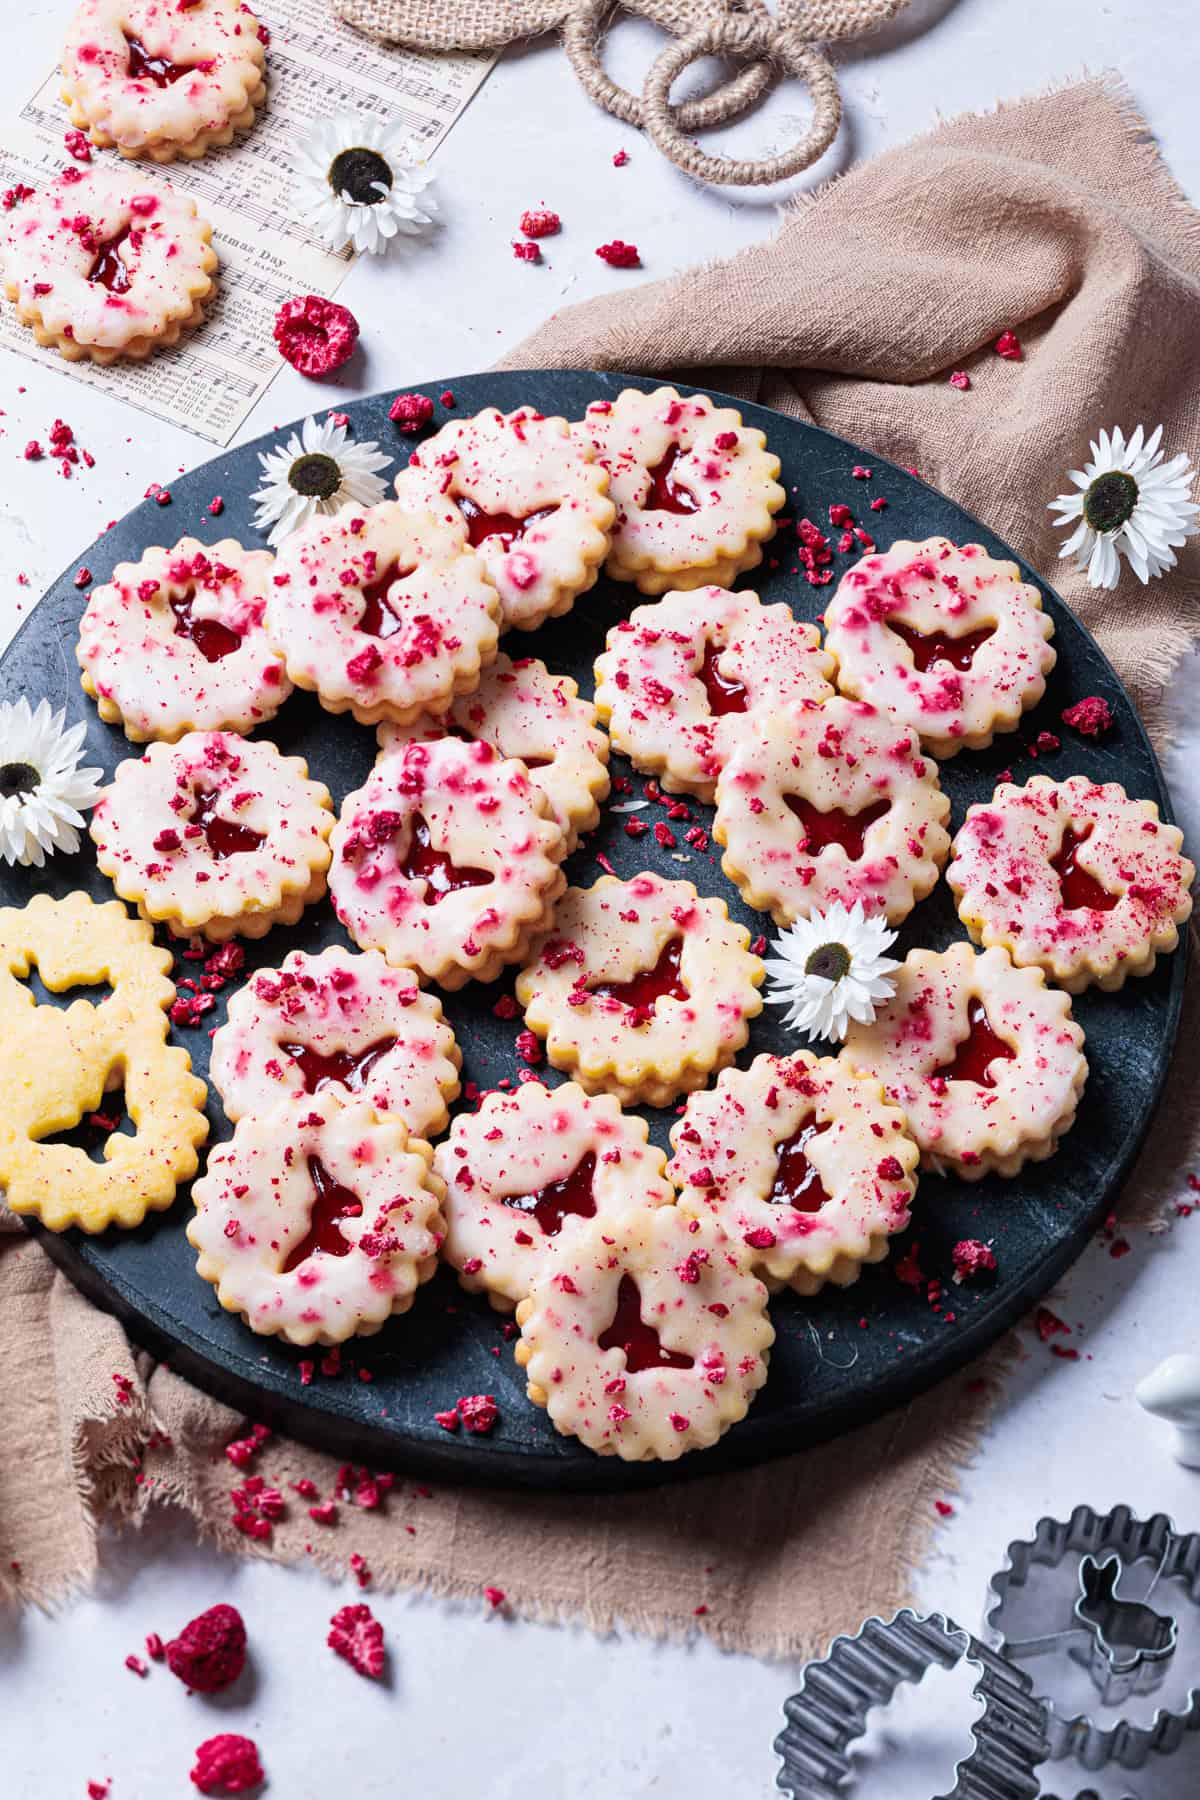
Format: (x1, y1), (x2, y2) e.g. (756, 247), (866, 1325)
(561, 0), (780, 134)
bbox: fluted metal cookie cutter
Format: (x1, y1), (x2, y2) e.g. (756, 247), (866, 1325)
(774, 1608), (1050, 1799)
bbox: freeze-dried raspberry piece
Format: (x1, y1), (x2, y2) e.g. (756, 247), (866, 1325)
(273, 295), (359, 376)
(948, 371), (970, 391)
(951, 1238), (997, 1282)
(190, 1734), (264, 1795)
(994, 329), (1022, 360)
(389, 391), (434, 431)
(328, 1602), (386, 1678)
(512, 239), (541, 263)
(595, 239), (640, 269)
(457, 1393), (498, 1434)
(1061, 695), (1114, 738)
(166, 1604), (247, 1693)
(519, 208), (560, 238)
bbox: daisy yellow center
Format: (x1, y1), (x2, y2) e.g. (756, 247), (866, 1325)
(329, 147), (393, 206)
(1083, 470), (1138, 534)
(288, 453), (342, 500)
(0, 760), (38, 800)
(804, 943), (851, 982)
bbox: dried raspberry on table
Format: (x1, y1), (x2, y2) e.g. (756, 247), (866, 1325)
(328, 1602), (386, 1678)
(190, 1734), (264, 1795)
(388, 391), (434, 431)
(994, 329), (1022, 360)
(166, 1603), (247, 1693)
(273, 295), (360, 376)
(519, 208), (560, 238)
(595, 239), (640, 268)
(1061, 695), (1114, 738)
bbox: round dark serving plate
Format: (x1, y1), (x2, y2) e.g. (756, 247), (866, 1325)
(1, 371), (1185, 1490)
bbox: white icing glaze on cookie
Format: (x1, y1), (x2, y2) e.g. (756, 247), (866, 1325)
(573, 386), (786, 595)
(713, 696), (951, 926)
(77, 536), (289, 741)
(211, 944), (461, 1135)
(395, 406), (615, 631)
(187, 1090), (445, 1346)
(948, 775), (1194, 993)
(823, 537), (1056, 757)
(592, 585), (835, 802)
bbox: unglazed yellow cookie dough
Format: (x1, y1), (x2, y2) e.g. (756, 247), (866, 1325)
(839, 942), (1087, 1179)
(516, 872), (764, 1107)
(573, 386), (786, 595)
(514, 1207), (773, 1461)
(592, 585), (835, 803)
(395, 406), (615, 631)
(668, 1051), (919, 1295)
(949, 775), (1194, 993)
(823, 537), (1056, 757)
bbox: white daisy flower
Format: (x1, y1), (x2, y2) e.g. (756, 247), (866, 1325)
(251, 415), (392, 547)
(0, 697), (104, 867)
(1048, 424), (1199, 590)
(762, 902), (899, 1044)
(293, 113), (436, 257)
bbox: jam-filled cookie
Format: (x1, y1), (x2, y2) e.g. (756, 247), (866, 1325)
(948, 775), (1194, 993)
(330, 736), (567, 989)
(265, 497), (501, 727)
(77, 537), (289, 742)
(394, 406), (615, 632)
(436, 1080), (674, 1310)
(91, 730), (334, 941)
(668, 1051), (919, 1295)
(211, 945), (461, 1136)
(514, 1207), (773, 1461)
(377, 652), (610, 854)
(823, 537), (1056, 757)
(713, 697), (950, 926)
(592, 586), (835, 803)
(574, 386), (786, 595)
(839, 942), (1087, 1178)
(188, 1090), (445, 1346)
(515, 873), (764, 1108)
(62, 0), (267, 163)
(1, 164), (216, 364)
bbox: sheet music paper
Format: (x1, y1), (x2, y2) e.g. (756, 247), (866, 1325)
(0, 0), (495, 445)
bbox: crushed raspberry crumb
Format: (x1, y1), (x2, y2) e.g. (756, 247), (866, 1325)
(1061, 695), (1113, 738)
(389, 391), (435, 431)
(994, 329), (1022, 360)
(274, 295), (360, 376)
(125, 1653), (148, 1677)
(934, 1499), (955, 1517)
(949, 371), (971, 391)
(328, 1602), (386, 1678)
(596, 239), (640, 269)
(64, 128), (92, 162)
(190, 1733), (263, 1795)
(951, 1239), (997, 1283)
(208, 495), (224, 516)
(512, 239), (541, 263)
(88, 1783), (111, 1799)
(166, 1604), (247, 1693)
(1033, 1305), (1070, 1342)
(458, 1393), (498, 1434)
(612, 148), (629, 166)
(74, 567), (92, 588)
(519, 208), (560, 238)
(434, 1407), (460, 1431)
(852, 465), (872, 479)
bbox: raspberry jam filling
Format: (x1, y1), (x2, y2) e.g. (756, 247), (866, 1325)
(786, 794), (890, 858)
(169, 592), (241, 663)
(456, 497), (558, 551)
(124, 32), (197, 86)
(590, 937), (688, 1024)
(769, 1116), (833, 1210)
(189, 786), (265, 860)
(644, 443), (700, 515)
(698, 639), (748, 716)
(1051, 823), (1118, 912)
(279, 1036), (397, 1095)
(358, 562), (415, 638)
(400, 813), (491, 901)
(888, 620), (996, 671)
(597, 1274), (694, 1372)
(88, 227), (135, 294)
(933, 998), (1016, 1088)
(282, 1156), (362, 1272)
(503, 1151), (597, 1237)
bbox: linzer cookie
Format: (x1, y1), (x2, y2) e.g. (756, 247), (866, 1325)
(77, 537), (289, 742)
(592, 585), (835, 802)
(515, 872), (764, 1107)
(668, 1051), (919, 1295)
(713, 696), (950, 925)
(839, 942), (1087, 1179)
(0, 164), (216, 364)
(61, 0), (268, 163)
(435, 1080), (674, 1310)
(514, 1207), (773, 1461)
(948, 775), (1194, 992)
(574, 386), (786, 594)
(394, 406), (615, 631)
(823, 537), (1056, 757)
(91, 730), (334, 941)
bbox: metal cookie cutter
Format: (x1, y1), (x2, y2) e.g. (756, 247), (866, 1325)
(774, 1608), (1050, 1799)
(986, 1504), (1200, 1775)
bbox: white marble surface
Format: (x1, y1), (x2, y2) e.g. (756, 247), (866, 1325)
(3, 2), (1200, 1795)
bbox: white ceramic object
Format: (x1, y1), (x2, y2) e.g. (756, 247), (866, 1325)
(1136, 1354), (1200, 1467)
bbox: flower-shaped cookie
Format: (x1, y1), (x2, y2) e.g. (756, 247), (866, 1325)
(265, 497), (501, 727)
(592, 586), (835, 802)
(62, 0), (268, 163)
(0, 164), (216, 363)
(77, 536), (289, 742)
(436, 1081), (674, 1310)
(516, 873), (764, 1107)
(839, 942), (1087, 1179)
(823, 537), (1056, 757)
(713, 697), (950, 926)
(377, 651), (610, 854)
(948, 775), (1194, 992)
(211, 945), (461, 1135)
(0, 892), (207, 1231)
(574, 387), (786, 594)
(91, 730), (334, 941)
(668, 1051), (918, 1294)
(514, 1207), (773, 1461)
(331, 735), (567, 988)
(395, 406), (615, 631)
(187, 1090), (445, 1346)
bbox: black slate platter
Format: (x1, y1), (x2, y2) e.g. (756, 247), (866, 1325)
(0, 371), (1185, 1491)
